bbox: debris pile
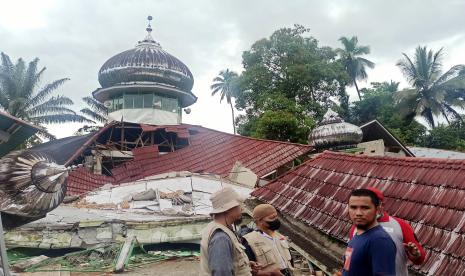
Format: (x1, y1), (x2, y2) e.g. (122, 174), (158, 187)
(7, 240), (200, 273)
(71, 187), (195, 216)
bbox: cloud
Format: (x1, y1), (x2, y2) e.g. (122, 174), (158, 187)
(1, 0), (465, 137)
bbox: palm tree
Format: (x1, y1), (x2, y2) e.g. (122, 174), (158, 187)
(211, 69), (239, 134)
(75, 96), (109, 135)
(0, 52), (90, 139)
(337, 36), (375, 100)
(396, 46), (465, 128)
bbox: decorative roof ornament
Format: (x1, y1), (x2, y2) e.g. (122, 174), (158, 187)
(96, 16), (195, 96)
(138, 15), (161, 48)
(308, 108), (363, 149)
(0, 150), (69, 228)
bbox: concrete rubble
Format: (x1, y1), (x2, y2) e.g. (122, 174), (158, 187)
(5, 172), (252, 249)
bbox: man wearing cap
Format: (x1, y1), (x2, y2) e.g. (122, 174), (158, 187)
(243, 204), (294, 276)
(348, 187), (426, 276)
(200, 187), (254, 276)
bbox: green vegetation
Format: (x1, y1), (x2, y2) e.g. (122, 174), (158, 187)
(211, 69), (239, 134)
(0, 52), (90, 140)
(232, 25), (348, 143)
(211, 26), (465, 151)
(337, 36), (375, 100)
(395, 46), (465, 128)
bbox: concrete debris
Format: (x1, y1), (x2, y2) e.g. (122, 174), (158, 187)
(62, 195), (80, 204)
(72, 199), (118, 210)
(132, 189), (157, 201)
(114, 236), (136, 273)
(11, 255), (49, 272)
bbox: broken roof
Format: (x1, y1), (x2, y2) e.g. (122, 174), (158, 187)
(0, 111), (42, 157)
(6, 173), (252, 249)
(252, 150), (465, 275)
(59, 122), (312, 195)
(409, 147), (465, 159)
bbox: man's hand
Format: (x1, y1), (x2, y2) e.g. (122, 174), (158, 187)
(404, 242), (421, 259)
(332, 271), (342, 276)
(250, 261), (263, 275)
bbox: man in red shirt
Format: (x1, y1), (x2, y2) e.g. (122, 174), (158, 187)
(348, 187), (426, 276)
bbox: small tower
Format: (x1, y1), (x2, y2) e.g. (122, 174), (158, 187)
(308, 109), (363, 150)
(92, 16), (197, 125)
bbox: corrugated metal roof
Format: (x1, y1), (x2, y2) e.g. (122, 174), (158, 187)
(0, 111), (41, 157)
(66, 125), (313, 195)
(409, 147), (465, 159)
(251, 151), (465, 275)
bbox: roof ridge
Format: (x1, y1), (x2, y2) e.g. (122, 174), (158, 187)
(190, 125), (313, 148)
(322, 150), (465, 165)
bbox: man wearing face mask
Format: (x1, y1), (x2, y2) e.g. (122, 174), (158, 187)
(243, 204), (294, 276)
(200, 187), (257, 276)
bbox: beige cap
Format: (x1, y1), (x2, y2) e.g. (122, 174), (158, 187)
(210, 187), (245, 214)
(252, 204), (277, 220)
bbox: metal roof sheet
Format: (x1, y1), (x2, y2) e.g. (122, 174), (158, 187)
(252, 150), (465, 275)
(0, 111), (41, 157)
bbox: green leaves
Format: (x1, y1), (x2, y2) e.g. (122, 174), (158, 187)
(0, 52), (81, 140)
(337, 36), (375, 100)
(396, 46), (465, 128)
(234, 25), (348, 142)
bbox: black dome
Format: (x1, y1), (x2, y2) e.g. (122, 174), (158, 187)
(98, 34), (194, 91)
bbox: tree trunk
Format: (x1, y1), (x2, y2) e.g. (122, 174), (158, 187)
(230, 102), (236, 134)
(353, 79), (362, 101)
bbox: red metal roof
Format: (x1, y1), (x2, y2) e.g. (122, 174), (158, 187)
(67, 125), (312, 195)
(251, 151), (465, 276)
(133, 125), (312, 178)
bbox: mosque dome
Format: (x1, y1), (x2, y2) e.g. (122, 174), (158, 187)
(308, 109), (363, 149)
(93, 17), (196, 107)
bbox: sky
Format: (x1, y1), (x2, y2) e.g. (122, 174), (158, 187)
(1, 0), (465, 138)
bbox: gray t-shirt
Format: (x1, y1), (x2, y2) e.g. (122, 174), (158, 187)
(208, 229), (234, 276)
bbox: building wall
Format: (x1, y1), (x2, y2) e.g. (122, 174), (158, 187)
(108, 108), (180, 125)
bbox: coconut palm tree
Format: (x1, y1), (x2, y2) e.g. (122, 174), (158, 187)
(337, 36), (375, 100)
(0, 52), (91, 139)
(211, 69), (239, 134)
(395, 46), (465, 128)
(75, 96), (109, 135)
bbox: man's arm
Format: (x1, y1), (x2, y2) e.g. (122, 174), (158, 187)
(393, 217), (427, 265)
(370, 237), (396, 276)
(208, 230), (234, 276)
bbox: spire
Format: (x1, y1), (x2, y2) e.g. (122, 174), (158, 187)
(146, 15), (153, 35)
(138, 15), (161, 48)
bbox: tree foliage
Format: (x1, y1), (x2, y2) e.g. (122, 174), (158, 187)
(75, 96), (109, 135)
(349, 81), (427, 145)
(211, 69), (239, 134)
(395, 46), (465, 128)
(337, 36), (375, 100)
(235, 25), (349, 143)
(0, 52), (91, 140)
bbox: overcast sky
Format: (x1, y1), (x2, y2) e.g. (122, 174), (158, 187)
(1, 0), (465, 138)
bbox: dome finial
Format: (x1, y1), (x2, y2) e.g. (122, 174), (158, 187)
(138, 15), (159, 47)
(146, 15), (153, 34)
